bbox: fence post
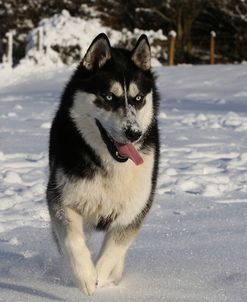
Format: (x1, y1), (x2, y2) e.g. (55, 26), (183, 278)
(210, 31), (216, 64)
(37, 27), (44, 52)
(5, 32), (13, 66)
(168, 30), (176, 66)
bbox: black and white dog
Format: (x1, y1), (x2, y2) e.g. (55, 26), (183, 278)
(47, 33), (160, 295)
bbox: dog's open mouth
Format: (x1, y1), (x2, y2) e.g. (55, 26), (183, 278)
(95, 119), (143, 165)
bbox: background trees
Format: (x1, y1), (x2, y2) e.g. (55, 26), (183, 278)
(1, 0), (246, 64)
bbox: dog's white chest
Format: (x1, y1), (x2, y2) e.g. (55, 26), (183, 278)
(59, 152), (154, 227)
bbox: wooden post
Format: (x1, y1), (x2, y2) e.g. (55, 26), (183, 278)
(168, 30), (176, 66)
(37, 27), (44, 52)
(210, 31), (216, 64)
(5, 32), (13, 66)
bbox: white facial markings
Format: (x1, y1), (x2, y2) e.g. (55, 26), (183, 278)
(70, 87), (153, 157)
(70, 91), (114, 159)
(136, 90), (153, 132)
(123, 78), (140, 131)
(128, 82), (140, 98)
(110, 81), (124, 97)
(70, 91), (127, 154)
(123, 78), (128, 107)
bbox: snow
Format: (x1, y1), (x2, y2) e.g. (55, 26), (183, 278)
(211, 31), (216, 37)
(169, 30), (177, 37)
(0, 63), (247, 301)
(24, 10), (166, 67)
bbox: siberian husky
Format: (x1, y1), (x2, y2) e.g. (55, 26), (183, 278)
(47, 33), (160, 295)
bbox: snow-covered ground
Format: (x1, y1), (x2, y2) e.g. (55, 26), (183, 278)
(0, 64), (247, 302)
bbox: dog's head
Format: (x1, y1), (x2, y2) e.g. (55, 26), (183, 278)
(70, 33), (158, 165)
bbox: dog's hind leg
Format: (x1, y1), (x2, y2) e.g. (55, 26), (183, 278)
(49, 205), (97, 296)
(96, 225), (140, 287)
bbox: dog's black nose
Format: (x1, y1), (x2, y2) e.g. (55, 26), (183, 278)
(124, 128), (142, 142)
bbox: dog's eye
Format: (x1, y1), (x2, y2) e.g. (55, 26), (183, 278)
(100, 93), (115, 103)
(135, 95), (143, 101)
(104, 94), (113, 101)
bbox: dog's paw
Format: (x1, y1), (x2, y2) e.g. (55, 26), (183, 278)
(96, 260), (112, 287)
(76, 265), (98, 296)
(110, 261), (124, 285)
(96, 259), (124, 287)
(81, 276), (98, 296)
(96, 269), (111, 287)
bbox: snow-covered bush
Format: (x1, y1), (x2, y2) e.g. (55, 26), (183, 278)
(24, 10), (167, 67)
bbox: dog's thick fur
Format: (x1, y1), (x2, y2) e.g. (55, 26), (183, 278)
(47, 33), (160, 295)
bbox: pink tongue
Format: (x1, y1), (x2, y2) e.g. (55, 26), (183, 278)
(115, 143), (144, 165)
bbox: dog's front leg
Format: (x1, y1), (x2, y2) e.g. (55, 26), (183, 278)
(96, 226), (139, 287)
(52, 206), (97, 296)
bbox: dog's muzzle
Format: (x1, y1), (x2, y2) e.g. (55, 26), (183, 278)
(95, 119), (143, 165)
(124, 127), (142, 143)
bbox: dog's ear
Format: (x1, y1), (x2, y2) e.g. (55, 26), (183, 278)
(82, 33), (111, 70)
(131, 35), (151, 70)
